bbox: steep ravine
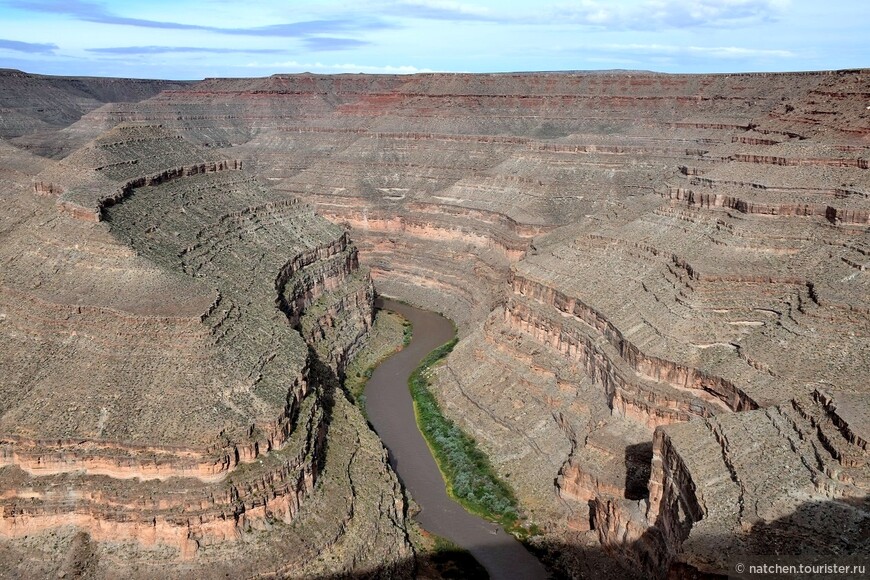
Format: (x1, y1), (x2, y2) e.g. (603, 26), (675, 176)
(2, 69), (868, 578)
(0, 128), (414, 576)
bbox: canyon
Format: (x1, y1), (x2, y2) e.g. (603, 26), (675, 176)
(0, 67), (868, 578)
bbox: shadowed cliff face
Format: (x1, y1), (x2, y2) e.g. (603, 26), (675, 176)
(2, 497), (864, 580)
(0, 69), (868, 578)
(291, 496), (869, 580)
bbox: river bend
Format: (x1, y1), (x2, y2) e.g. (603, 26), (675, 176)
(364, 298), (548, 580)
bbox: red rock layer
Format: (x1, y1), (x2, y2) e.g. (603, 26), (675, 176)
(3, 69), (869, 578)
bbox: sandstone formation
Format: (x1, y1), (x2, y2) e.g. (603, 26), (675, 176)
(0, 68), (189, 157)
(1, 68), (868, 578)
(0, 98), (410, 577)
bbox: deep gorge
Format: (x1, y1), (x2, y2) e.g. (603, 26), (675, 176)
(0, 68), (867, 579)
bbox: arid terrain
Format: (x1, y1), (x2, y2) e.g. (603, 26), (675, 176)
(0, 67), (868, 578)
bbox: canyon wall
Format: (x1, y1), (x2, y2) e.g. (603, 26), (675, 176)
(0, 68), (190, 157)
(0, 120), (412, 578)
(1, 69), (868, 578)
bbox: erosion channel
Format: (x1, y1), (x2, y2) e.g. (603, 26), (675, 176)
(364, 298), (548, 579)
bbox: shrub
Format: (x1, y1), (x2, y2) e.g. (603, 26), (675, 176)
(409, 338), (524, 531)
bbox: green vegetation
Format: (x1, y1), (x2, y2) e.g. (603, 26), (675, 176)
(402, 317), (413, 346)
(408, 524), (488, 579)
(409, 338), (531, 536)
(346, 366), (374, 405)
(427, 533), (489, 579)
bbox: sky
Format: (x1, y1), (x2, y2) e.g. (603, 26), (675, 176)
(0, 0), (867, 79)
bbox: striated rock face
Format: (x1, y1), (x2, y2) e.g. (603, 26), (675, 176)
(0, 112), (411, 577)
(647, 388), (869, 576)
(1, 68), (869, 578)
(0, 68), (189, 158)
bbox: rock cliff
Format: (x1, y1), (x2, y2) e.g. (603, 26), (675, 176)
(0, 114), (411, 577)
(1, 69), (868, 578)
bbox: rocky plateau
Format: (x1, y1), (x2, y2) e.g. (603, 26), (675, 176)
(0, 67), (868, 578)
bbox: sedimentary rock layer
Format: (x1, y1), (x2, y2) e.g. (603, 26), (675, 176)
(0, 68), (189, 158)
(1, 68), (868, 578)
(0, 118), (411, 577)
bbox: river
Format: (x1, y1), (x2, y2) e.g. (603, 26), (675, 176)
(364, 298), (549, 580)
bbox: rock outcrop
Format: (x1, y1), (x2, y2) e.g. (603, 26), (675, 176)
(0, 118), (411, 577)
(0, 68), (189, 157)
(1, 68), (868, 578)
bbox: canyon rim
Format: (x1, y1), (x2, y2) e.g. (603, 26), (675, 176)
(0, 67), (868, 578)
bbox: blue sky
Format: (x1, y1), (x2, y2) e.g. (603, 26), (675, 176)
(0, 0), (866, 79)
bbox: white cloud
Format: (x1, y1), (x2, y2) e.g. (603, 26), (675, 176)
(242, 60), (435, 74)
(597, 43), (796, 59)
(553, 0), (791, 30)
(686, 45), (795, 59)
(400, 0), (495, 18)
(583, 56), (644, 66)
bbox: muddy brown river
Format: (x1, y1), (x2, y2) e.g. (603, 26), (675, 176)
(365, 298), (549, 580)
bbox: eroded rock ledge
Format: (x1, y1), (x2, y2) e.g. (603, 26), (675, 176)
(1, 68), (869, 578)
(0, 122), (411, 577)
